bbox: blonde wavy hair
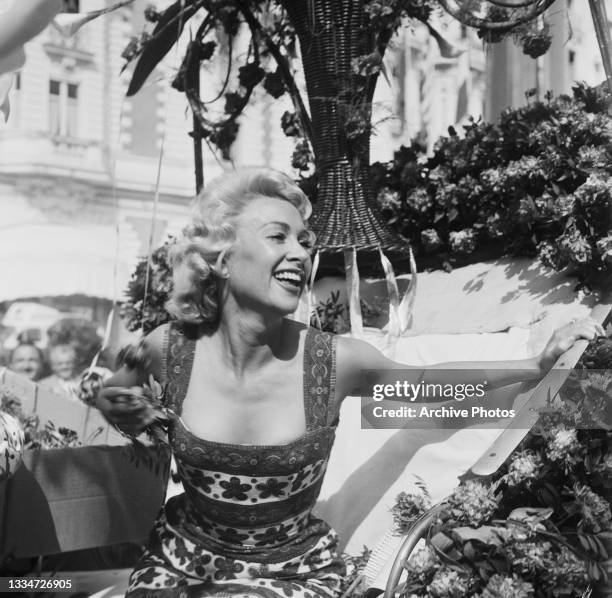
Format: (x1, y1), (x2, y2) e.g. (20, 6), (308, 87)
(166, 167), (313, 325)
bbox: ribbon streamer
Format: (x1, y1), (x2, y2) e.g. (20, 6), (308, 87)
(378, 247), (401, 358)
(308, 249), (320, 328)
(344, 248), (363, 338)
(292, 249), (320, 326)
(398, 246), (417, 333)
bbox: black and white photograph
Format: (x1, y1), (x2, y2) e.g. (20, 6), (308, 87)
(0, 1), (611, 597)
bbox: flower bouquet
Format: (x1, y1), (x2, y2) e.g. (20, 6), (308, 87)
(385, 330), (612, 598)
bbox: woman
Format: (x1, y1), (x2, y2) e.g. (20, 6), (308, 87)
(97, 168), (603, 598)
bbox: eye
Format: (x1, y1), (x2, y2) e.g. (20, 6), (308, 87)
(299, 237), (314, 250)
(300, 231), (316, 250)
(269, 232), (286, 242)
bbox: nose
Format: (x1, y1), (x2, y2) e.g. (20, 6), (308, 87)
(286, 238), (312, 275)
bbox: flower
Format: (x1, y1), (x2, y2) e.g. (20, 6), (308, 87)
(219, 477), (252, 501)
(376, 187), (401, 211)
(538, 241), (565, 270)
(558, 224), (593, 265)
(596, 235), (612, 266)
(448, 228), (477, 254)
(281, 111), (302, 138)
(421, 228), (442, 252)
(577, 145), (609, 171)
(504, 451), (543, 488)
(572, 483), (612, 533)
(521, 29), (553, 59)
(540, 544), (588, 593)
(546, 428), (582, 467)
(263, 68), (286, 99)
(392, 491), (431, 534)
(446, 480), (497, 526)
(404, 545), (438, 584)
(480, 573), (534, 598)
(594, 450), (612, 476)
(427, 566), (470, 598)
(406, 188), (432, 214)
(505, 540), (552, 576)
(291, 140), (313, 171)
(256, 478), (288, 499)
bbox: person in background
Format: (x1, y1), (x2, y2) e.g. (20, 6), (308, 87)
(39, 343), (80, 397)
(7, 342), (45, 382)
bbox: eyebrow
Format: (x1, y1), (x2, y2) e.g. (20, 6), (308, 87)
(260, 221), (310, 236)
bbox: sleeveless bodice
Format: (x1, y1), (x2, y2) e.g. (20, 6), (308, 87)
(165, 324), (339, 555)
(126, 324), (345, 598)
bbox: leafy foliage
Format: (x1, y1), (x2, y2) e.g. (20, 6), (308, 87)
(120, 238), (175, 335)
(1, 390), (82, 449)
(391, 330), (612, 597)
(121, 0), (556, 163)
(120, 83), (611, 333)
(371, 83), (612, 283)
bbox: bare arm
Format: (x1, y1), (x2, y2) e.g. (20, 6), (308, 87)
(336, 318), (604, 403)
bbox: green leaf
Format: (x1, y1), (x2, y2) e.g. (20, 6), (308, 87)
(127, 1), (200, 97)
(588, 560), (601, 582)
(452, 526), (504, 547)
(578, 533), (591, 552)
(592, 534), (609, 559)
(463, 541), (476, 560)
(431, 531), (455, 552)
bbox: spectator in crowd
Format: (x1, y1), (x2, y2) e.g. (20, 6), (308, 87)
(8, 342), (45, 381)
(40, 343), (80, 397)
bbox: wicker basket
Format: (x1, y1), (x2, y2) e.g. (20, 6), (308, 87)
(280, 0), (408, 261)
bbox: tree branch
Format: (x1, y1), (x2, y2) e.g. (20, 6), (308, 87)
(235, 0), (314, 147)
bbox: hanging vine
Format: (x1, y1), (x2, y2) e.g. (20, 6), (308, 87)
(121, 0), (559, 181)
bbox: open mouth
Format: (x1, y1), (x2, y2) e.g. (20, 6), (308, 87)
(273, 270), (304, 292)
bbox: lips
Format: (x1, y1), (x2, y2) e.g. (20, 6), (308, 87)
(273, 269), (305, 291)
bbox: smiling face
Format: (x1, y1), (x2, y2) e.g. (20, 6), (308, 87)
(49, 345), (77, 380)
(223, 196), (314, 317)
(10, 344), (43, 381)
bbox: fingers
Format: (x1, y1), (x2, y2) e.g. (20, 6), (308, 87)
(96, 386), (154, 428)
(564, 317), (606, 340)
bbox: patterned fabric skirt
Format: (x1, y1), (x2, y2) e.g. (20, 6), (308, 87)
(126, 500), (346, 598)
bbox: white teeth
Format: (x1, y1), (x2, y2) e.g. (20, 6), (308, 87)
(274, 271), (302, 284)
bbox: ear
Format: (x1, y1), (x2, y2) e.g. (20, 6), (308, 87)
(214, 249), (230, 279)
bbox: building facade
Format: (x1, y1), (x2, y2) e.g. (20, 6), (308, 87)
(0, 0), (608, 322)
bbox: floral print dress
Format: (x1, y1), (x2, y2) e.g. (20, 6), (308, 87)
(126, 324), (346, 598)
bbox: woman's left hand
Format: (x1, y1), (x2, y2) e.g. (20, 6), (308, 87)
(538, 317), (605, 373)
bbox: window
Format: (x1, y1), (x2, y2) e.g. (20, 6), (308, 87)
(49, 79), (79, 137)
(61, 0), (79, 13)
(49, 80), (61, 135)
(67, 83), (78, 137)
(11, 72), (21, 125)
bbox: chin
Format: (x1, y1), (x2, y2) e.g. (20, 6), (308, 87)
(276, 301), (300, 316)
(269, 296), (301, 317)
